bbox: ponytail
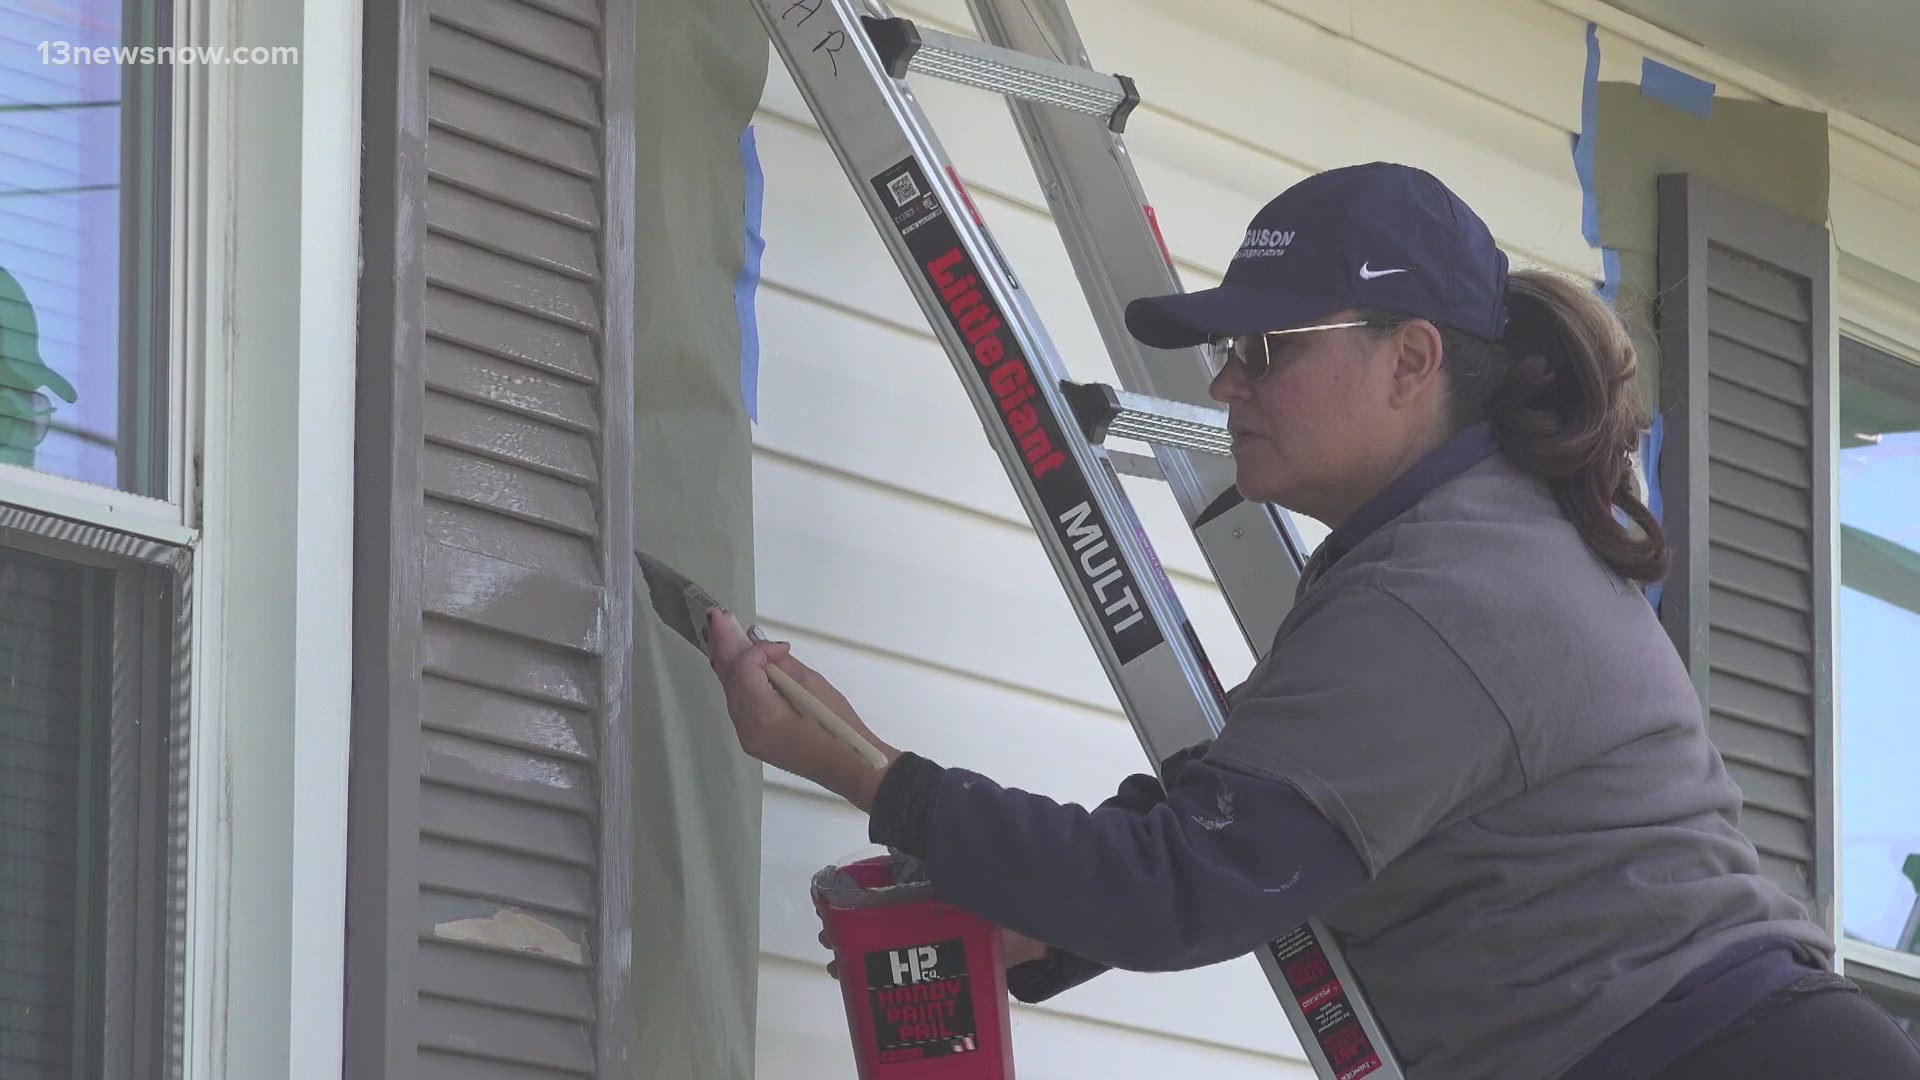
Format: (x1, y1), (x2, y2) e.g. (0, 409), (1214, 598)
(1404, 270), (1669, 583)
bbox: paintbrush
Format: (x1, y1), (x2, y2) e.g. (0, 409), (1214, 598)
(635, 547), (890, 769)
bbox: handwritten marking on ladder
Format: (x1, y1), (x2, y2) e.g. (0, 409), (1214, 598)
(812, 30), (846, 75)
(774, 0), (843, 76)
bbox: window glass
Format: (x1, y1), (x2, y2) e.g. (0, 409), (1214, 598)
(0, 546), (109, 1078)
(0, 0), (167, 496)
(1837, 337), (1920, 955)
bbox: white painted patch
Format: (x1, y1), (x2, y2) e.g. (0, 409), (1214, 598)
(1263, 868), (1304, 894)
(1189, 785), (1236, 831)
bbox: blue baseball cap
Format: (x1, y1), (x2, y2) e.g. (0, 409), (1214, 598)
(1125, 162), (1509, 348)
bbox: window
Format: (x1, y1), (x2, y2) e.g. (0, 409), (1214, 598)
(0, 0), (170, 497)
(0, 510), (186, 1080)
(1, 0), (186, 1075)
(1837, 337), (1920, 961)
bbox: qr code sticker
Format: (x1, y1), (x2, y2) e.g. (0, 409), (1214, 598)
(887, 172), (921, 207)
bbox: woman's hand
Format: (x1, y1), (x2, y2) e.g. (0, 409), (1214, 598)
(818, 924), (1051, 981)
(704, 608), (900, 810)
(1001, 928), (1051, 969)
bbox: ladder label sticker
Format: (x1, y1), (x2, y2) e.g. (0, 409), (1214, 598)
(1271, 927), (1385, 1080)
(864, 938), (980, 1063)
(872, 157), (1164, 665)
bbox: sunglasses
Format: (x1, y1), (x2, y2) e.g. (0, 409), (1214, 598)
(1204, 319), (1396, 381)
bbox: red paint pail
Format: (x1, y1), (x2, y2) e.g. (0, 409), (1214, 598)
(811, 853), (1014, 1079)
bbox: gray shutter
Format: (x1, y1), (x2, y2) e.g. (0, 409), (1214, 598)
(351, 0), (635, 1075)
(1656, 174), (1836, 934)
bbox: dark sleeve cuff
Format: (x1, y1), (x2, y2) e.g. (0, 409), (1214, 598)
(1006, 947), (1112, 1004)
(867, 751), (945, 858)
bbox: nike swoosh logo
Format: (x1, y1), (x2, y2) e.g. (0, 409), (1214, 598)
(1359, 263), (1411, 280)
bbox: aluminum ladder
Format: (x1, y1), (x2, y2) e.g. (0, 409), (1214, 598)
(749, 1), (1403, 1076)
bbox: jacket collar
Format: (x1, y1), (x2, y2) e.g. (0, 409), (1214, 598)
(1319, 421), (1500, 568)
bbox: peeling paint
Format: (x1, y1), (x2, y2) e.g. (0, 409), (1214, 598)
(434, 906), (586, 964)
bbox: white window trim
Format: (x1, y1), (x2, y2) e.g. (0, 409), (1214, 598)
(1840, 302), (1920, 374)
(177, 0), (226, 1070)
(0, 464), (193, 544)
(180, 0), (361, 1077)
(286, 2), (360, 1075)
(1844, 941), (1920, 985)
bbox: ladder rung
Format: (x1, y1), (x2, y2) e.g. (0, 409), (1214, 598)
(864, 17), (1139, 132)
(1062, 381), (1232, 456)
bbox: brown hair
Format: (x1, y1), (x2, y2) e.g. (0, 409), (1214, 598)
(1369, 269), (1669, 583)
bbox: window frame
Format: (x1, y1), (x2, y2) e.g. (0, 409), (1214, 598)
(0, 0), (191, 532)
(0, 0), (179, 507)
(0, 503), (190, 1080)
(119, 0), (176, 500)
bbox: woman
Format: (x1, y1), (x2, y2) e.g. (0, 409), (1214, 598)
(705, 163), (1920, 1079)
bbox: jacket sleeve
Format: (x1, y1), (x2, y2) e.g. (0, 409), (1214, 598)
(869, 741), (1368, 974)
(1003, 743), (1209, 1003)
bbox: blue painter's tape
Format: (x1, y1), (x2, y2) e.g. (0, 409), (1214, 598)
(1640, 57), (1714, 120)
(736, 124), (766, 422)
(1572, 26), (1619, 310)
(1644, 411), (1666, 610)
(1574, 21), (1601, 248)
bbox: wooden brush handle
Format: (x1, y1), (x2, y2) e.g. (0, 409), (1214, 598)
(764, 664), (890, 770)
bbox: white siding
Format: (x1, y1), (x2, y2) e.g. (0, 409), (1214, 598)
(749, 1), (1920, 1074)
